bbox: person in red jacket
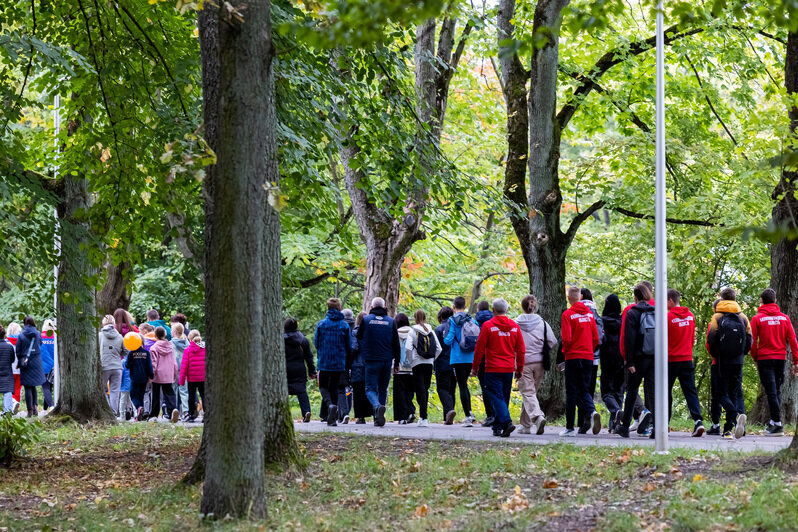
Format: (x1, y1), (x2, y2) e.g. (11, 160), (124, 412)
(471, 298), (524, 438)
(666, 289), (704, 437)
(751, 288), (798, 436)
(559, 286), (600, 436)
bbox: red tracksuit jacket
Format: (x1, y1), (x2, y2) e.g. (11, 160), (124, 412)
(667, 306), (695, 363)
(472, 315), (525, 374)
(751, 303), (798, 364)
(561, 302), (599, 361)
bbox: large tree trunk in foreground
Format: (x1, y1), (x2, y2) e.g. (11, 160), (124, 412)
(96, 260), (130, 315)
(199, 0), (276, 517)
(51, 170), (115, 423)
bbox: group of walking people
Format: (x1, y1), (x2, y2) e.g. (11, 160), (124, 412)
(285, 284), (797, 439)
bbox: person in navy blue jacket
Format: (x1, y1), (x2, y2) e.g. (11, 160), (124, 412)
(356, 297), (400, 427)
(314, 298), (352, 426)
(125, 340), (154, 421)
(16, 317), (43, 418)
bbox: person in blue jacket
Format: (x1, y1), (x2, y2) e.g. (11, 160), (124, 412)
(146, 309), (172, 341)
(356, 297), (400, 427)
(40, 319), (56, 411)
(16, 317), (43, 418)
(444, 297), (478, 427)
(314, 298), (352, 427)
(125, 339), (154, 421)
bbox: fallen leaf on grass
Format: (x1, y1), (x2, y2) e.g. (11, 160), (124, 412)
(543, 479), (559, 489)
(414, 504), (430, 517)
(644, 483), (656, 492)
(692, 474), (705, 482)
(502, 485), (529, 513)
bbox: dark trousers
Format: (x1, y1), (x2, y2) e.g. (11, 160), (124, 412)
(622, 357), (655, 428)
(436, 368), (457, 415)
(601, 356), (625, 415)
(452, 363), (473, 417)
(293, 389), (311, 416)
(412, 364), (433, 420)
(352, 381), (372, 419)
(187, 381), (205, 419)
(668, 361), (703, 422)
(42, 382), (53, 409)
(130, 381), (147, 410)
(758, 359), (786, 423)
(393, 373), (416, 421)
(710, 364), (722, 425)
(477, 366), (495, 419)
(150, 382), (177, 418)
(565, 359), (596, 430)
(318, 370), (344, 410)
(24, 385), (37, 413)
(579, 364), (600, 428)
(365, 359), (392, 409)
(483, 372), (513, 429)
(717, 363), (743, 431)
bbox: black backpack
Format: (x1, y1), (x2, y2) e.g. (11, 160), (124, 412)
(715, 313), (747, 360)
(415, 330), (436, 359)
(638, 310), (656, 356)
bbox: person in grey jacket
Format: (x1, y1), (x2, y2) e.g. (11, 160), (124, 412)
(0, 325), (16, 414)
(516, 295), (558, 434)
(99, 315), (127, 416)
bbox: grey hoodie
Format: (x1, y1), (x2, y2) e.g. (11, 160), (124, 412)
(515, 313), (557, 365)
(170, 337), (190, 370)
(99, 324), (126, 371)
(582, 299), (604, 364)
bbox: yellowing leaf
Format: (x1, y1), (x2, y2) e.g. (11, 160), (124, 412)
(543, 479), (559, 489)
(413, 504), (429, 518)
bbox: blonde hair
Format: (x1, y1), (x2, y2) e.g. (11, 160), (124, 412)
(188, 329), (202, 343)
(6, 322), (21, 337)
(172, 322), (186, 339)
(101, 315), (115, 327)
(139, 323), (155, 334)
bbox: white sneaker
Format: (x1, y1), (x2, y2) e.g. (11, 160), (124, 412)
(418, 419), (429, 427)
(590, 411), (601, 435)
(463, 416), (474, 428)
(342, 415), (350, 425)
(630, 418), (640, 431)
(170, 409), (179, 423)
(534, 416), (547, 435)
(559, 428), (576, 437)
(518, 426), (531, 435)
(12, 401), (19, 415)
(735, 414), (747, 439)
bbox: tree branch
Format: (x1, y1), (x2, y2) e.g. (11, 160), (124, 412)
(565, 200), (605, 245)
(611, 206), (724, 226)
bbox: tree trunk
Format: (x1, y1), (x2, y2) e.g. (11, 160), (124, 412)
(96, 260), (130, 315)
(50, 170), (115, 423)
(199, 0), (276, 517)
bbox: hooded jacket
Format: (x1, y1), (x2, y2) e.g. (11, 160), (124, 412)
(350, 326), (366, 383)
(515, 313), (557, 365)
(356, 307), (400, 365)
(99, 324), (126, 371)
(706, 300), (752, 365)
(472, 315), (525, 373)
(667, 306), (696, 363)
(180, 340), (206, 385)
(600, 295), (622, 366)
(150, 339), (178, 384)
(396, 325), (413, 374)
(434, 322), (452, 373)
(623, 301), (656, 367)
(444, 312), (478, 365)
(620, 299), (655, 360)
(0, 340), (15, 393)
(405, 323), (442, 368)
(561, 302), (600, 361)
(170, 337), (190, 376)
(284, 330), (314, 384)
(41, 331), (55, 375)
(582, 299), (605, 364)
(147, 319), (172, 340)
(17, 325), (44, 387)
(475, 310), (494, 328)
(125, 347), (153, 384)
(751, 303), (798, 364)
(314, 308), (352, 372)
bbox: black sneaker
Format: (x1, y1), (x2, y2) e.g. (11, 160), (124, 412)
(616, 425), (630, 438)
(692, 420), (705, 437)
(765, 424), (784, 437)
(125, 410), (132, 421)
(707, 424), (721, 436)
(303, 412), (311, 423)
(375, 406), (386, 427)
(577, 425), (588, 435)
(355, 418), (366, 425)
(501, 423), (516, 438)
(482, 416), (495, 428)
(341, 415), (350, 425)
(591, 411), (601, 435)
(407, 413), (416, 424)
(649, 428), (656, 439)
(444, 410), (456, 425)
(637, 410), (652, 435)
(722, 430), (734, 440)
(613, 410), (624, 432)
(327, 405), (338, 426)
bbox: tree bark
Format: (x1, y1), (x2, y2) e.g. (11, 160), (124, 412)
(96, 260), (130, 315)
(199, 0), (277, 517)
(50, 170), (115, 423)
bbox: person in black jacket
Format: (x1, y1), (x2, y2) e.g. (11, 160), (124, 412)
(0, 325), (15, 414)
(16, 317), (43, 418)
(600, 294), (624, 432)
(350, 312), (372, 424)
(435, 306), (457, 425)
(284, 318), (316, 423)
(125, 340), (154, 421)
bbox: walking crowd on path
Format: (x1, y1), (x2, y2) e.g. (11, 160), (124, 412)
(286, 284), (798, 439)
(0, 309), (207, 423)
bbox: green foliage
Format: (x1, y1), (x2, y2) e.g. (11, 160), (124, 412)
(0, 414), (40, 466)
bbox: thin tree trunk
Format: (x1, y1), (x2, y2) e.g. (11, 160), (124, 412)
(199, 0), (275, 517)
(96, 260), (130, 315)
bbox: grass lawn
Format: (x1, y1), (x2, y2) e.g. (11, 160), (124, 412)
(2, 421), (798, 531)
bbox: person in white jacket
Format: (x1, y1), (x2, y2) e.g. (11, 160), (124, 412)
(515, 295), (558, 434)
(405, 309), (442, 427)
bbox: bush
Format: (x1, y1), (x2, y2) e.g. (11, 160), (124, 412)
(0, 414), (40, 466)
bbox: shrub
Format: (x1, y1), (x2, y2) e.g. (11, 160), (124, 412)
(0, 414), (40, 466)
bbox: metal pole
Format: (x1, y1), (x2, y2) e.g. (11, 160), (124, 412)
(654, 0), (668, 454)
(53, 95), (61, 405)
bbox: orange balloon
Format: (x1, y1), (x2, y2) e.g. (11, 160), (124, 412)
(123, 332), (142, 351)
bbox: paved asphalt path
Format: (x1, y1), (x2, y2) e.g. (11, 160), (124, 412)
(294, 420), (792, 453)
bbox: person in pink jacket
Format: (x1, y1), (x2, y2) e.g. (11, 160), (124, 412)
(180, 330), (206, 422)
(149, 327), (179, 423)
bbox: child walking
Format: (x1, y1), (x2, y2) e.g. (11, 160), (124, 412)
(149, 327), (179, 423)
(180, 330), (206, 422)
(125, 336), (153, 421)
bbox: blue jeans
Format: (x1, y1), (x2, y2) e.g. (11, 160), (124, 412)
(365, 359), (393, 409)
(566, 359), (596, 430)
(2, 392), (12, 414)
(482, 372), (513, 429)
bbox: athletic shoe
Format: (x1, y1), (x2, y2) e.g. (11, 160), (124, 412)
(613, 411), (623, 433)
(765, 424), (784, 436)
(492, 429), (502, 436)
(535, 416), (546, 435)
(637, 410), (652, 435)
(125, 410), (132, 421)
(482, 416), (495, 428)
(341, 415), (350, 425)
(398, 420), (407, 425)
(722, 430), (734, 439)
(407, 414), (416, 424)
(629, 418), (640, 431)
(463, 416), (474, 428)
(12, 401), (19, 415)
(692, 420), (705, 438)
(590, 411), (601, 435)
(135, 406), (143, 422)
(735, 414), (747, 439)
(444, 410), (456, 425)
(649, 428), (656, 439)
(327, 405), (338, 426)
(171, 409), (179, 423)
(356, 418), (366, 424)
(501, 424), (516, 438)
(558, 428), (576, 437)
(518, 426), (532, 435)
(577, 425), (588, 435)
(707, 424), (721, 436)
(303, 412), (311, 423)
(616, 425), (630, 438)
(418, 418), (429, 427)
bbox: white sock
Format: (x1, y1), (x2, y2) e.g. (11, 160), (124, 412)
(776, 421), (783, 427)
